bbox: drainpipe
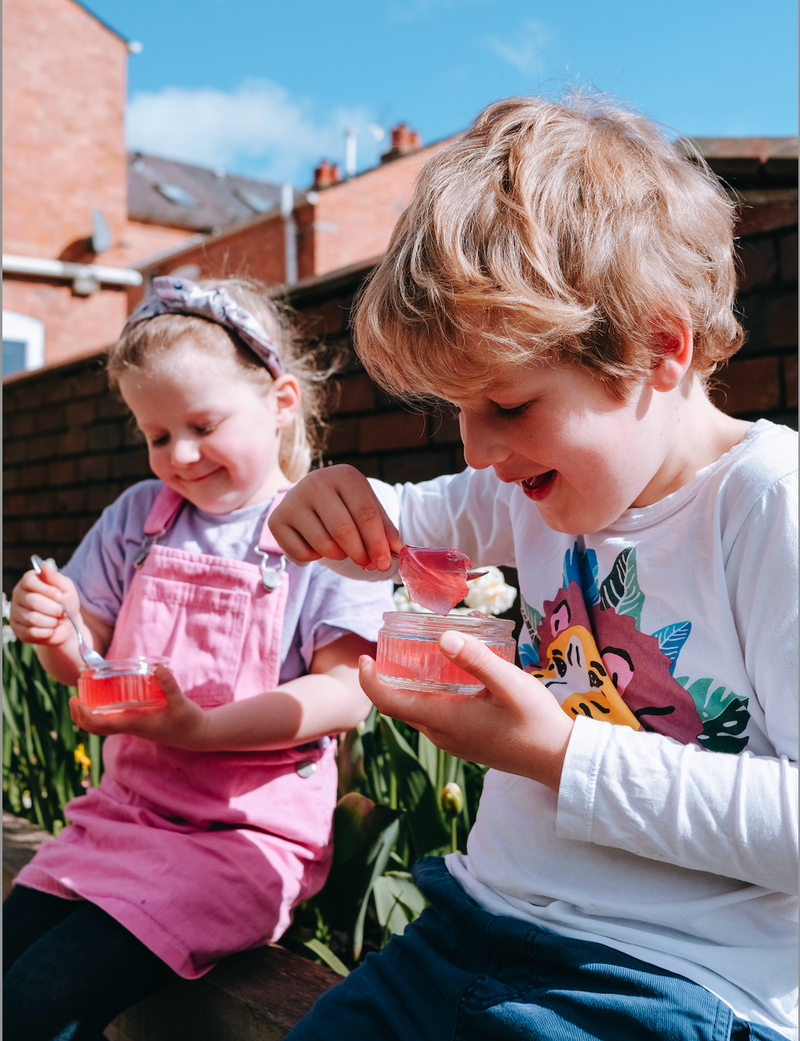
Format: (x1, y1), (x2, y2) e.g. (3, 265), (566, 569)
(280, 183), (298, 286)
(2, 254), (142, 296)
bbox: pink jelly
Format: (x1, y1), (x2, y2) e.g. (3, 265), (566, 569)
(398, 545), (484, 615)
(377, 612), (516, 694)
(78, 657), (168, 714)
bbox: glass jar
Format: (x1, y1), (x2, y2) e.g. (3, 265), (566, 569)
(376, 611), (516, 695)
(77, 656), (169, 714)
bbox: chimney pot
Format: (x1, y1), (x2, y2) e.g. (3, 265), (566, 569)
(381, 124), (423, 163)
(313, 159), (342, 189)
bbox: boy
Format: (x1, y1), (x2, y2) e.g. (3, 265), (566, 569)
(270, 94), (798, 1040)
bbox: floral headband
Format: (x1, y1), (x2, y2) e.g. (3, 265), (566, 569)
(122, 276), (285, 379)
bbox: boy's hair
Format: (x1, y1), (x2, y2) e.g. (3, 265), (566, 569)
(355, 93), (744, 402)
(108, 279), (329, 481)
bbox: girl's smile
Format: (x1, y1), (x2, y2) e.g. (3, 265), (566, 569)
(118, 338), (299, 514)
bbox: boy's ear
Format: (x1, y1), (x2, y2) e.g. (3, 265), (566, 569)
(649, 320), (694, 393)
(271, 374), (302, 429)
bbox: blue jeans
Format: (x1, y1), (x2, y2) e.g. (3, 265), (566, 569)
(3, 884), (177, 1041)
(288, 857), (785, 1041)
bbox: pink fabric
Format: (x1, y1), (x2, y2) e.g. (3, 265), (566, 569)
(17, 493), (339, 979)
(143, 484), (184, 535)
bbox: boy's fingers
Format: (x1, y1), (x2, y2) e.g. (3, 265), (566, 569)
(438, 630), (524, 696)
(358, 655), (465, 727)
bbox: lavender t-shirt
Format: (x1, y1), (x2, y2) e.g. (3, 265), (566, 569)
(62, 480), (394, 683)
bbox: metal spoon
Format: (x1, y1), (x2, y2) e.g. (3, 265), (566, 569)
(30, 555), (106, 668)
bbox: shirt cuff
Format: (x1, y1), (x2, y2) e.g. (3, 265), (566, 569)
(555, 714), (613, 843)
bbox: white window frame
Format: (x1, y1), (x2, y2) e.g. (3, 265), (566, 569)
(2, 310), (45, 374)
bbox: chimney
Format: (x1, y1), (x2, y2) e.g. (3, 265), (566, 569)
(381, 123), (423, 163)
(313, 160), (342, 189)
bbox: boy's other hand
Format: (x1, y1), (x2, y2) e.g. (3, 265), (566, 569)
(9, 564), (83, 647)
(269, 464), (402, 571)
(359, 631), (574, 792)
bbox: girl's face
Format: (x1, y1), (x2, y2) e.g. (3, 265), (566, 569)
(118, 338), (300, 513)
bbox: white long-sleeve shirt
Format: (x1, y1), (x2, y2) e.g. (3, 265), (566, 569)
(353, 419), (797, 1038)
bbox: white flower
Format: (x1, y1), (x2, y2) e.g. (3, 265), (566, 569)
(464, 567), (517, 616)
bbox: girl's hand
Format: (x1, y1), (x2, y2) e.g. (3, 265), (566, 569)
(268, 464), (402, 572)
(359, 631), (574, 792)
(69, 665), (209, 749)
(9, 564), (82, 647)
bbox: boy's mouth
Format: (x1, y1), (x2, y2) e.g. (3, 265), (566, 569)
(519, 471), (556, 498)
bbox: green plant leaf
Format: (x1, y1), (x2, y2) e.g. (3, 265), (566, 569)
(378, 716), (449, 857)
(301, 938), (350, 976)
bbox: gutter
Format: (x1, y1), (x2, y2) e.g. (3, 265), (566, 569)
(2, 254), (143, 295)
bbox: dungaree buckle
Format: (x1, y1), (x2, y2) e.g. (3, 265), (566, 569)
(256, 550), (286, 591)
(133, 527), (168, 569)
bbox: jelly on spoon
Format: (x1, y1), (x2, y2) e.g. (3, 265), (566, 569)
(398, 545), (487, 615)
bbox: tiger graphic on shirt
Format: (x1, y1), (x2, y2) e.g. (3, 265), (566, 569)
(518, 544), (750, 753)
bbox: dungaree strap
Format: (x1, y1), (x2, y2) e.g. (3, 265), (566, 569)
(136, 483), (294, 591)
(134, 486), (185, 568)
(255, 486), (294, 590)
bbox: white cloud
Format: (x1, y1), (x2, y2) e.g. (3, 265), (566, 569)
(126, 78), (383, 186)
(487, 19), (552, 76)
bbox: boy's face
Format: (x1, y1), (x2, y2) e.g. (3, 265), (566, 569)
(450, 359), (691, 535)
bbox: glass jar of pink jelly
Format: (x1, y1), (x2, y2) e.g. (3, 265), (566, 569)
(77, 657), (169, 714)
(376, 612), (516, 695)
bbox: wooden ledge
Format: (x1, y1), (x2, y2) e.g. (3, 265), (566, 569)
(3, 813), (340, 1040)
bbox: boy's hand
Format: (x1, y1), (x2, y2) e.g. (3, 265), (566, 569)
(9, 564), (83, 647)
(69, 665), (209, 749)
(359, 631), (574, 792)
(269, 465), (402, 572)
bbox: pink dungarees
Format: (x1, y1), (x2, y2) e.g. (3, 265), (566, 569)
(16, 487), (339, 978)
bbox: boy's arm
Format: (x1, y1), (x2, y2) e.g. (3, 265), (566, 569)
(269, 465), (403, 572)
(359, 629), (798, 897)
(69, 632), (374, 750)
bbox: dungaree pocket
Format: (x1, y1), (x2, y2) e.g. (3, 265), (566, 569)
(133, 575), (249, 707)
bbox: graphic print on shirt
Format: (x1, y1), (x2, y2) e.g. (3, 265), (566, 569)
(518, 544), (750, 753)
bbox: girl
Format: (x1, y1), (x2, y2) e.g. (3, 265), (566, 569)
(5, 276), (395, 1041)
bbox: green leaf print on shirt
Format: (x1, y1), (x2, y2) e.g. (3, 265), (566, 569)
(675, 677), (750, 754)
(598, 547), (645, 629)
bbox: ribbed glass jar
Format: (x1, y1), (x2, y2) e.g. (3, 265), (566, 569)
(376, 611), (516, 695)
(78, 656), (169, 714)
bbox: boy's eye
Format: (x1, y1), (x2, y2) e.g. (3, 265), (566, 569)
(493, 400), (532, 419)
(194, 423), (218, 437)
(149, 434), (169, 447)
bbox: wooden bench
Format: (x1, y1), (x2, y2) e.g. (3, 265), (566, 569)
(3, 813), (341, 1040)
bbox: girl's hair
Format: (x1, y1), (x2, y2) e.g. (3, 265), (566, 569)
(355, 92), (744, 403)
(108, 279), (330, 481)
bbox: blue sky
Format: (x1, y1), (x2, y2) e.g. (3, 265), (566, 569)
(88, 0), (798, 189)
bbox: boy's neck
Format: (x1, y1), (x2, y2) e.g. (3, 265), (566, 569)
(633, 381), (750, 508)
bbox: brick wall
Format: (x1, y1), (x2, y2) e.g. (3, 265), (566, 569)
(2, 0), (139, 363)
(3, 188), (796, 595)
(299, 138), (453, 279)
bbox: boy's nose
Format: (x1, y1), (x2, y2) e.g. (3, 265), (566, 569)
(459, 413), (511, 471)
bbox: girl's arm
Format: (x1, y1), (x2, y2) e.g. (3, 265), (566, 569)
(69, 631), (373, 750)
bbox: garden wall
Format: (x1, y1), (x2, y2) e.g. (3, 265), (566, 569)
(3, 163), (797, 596)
